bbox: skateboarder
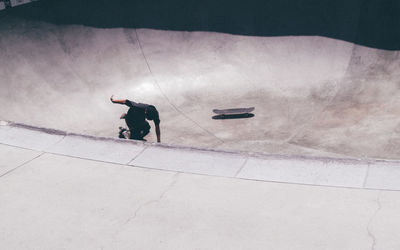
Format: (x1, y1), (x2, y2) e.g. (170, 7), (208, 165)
(110, 95), (161, 143)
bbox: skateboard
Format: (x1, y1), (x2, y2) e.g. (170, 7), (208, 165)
(212, 107), (255, 119)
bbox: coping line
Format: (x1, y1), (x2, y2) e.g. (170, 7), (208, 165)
(2, 122), (400, 192)
(4, 121), (400, 166)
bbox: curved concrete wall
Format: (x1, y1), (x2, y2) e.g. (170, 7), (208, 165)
(0, 2), (399, 159)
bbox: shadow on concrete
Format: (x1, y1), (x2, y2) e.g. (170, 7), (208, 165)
(3, 0), (400, 50)
(212, 113), (255, 120)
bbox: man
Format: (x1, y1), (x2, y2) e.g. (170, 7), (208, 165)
(110, 95), (161, 143)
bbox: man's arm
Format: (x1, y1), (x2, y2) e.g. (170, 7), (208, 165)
(155, 124), (161, 143)
(110, 95), (126, 105)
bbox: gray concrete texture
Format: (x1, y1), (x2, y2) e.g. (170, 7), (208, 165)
(0, 16), (399, 160)
(2, 123), (400, 191)
(2, 143), (400, 250)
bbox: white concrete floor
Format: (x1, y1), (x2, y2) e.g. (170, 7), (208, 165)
(1, 143), (400, 250)
(1, 125), (400, 249)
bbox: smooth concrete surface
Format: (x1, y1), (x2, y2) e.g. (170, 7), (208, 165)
(47, 134), (146, 165)
(1, 142), (400, 249)
(1, 123), (400, 191)
(366, 162), (400, 191)
(0, 16), (399, 160)
(0, 143), (41, 176)
(237, 157), (368, 188)
(0, 123), (65, 151)
(131, 146), (246, 177)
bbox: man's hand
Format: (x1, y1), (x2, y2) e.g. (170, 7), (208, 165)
(110, 95), (126, 105)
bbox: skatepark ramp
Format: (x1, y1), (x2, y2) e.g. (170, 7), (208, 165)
(0, 1), (399, 160)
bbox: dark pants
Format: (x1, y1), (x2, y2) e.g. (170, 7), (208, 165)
(129, 122), (150, 140)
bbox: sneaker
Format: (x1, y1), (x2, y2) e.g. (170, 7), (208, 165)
(118, 127), (127, 138)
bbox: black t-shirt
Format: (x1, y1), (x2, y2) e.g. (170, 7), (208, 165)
(125, 100), (160, 128)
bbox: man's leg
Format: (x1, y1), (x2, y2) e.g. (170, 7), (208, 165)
(130, 123), (150, 140)
(130, 128), (145, 140)
(141, 123), (150, 138)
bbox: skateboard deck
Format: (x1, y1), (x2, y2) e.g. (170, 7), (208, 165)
(213, 107), (255, 115)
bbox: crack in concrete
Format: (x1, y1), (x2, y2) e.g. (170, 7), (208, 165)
(367, 191), (382, 250)
(110, 172), (180, 247)
(123, 172), (180, 226)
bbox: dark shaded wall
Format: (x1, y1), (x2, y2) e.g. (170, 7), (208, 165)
(3, 0), (400, 50)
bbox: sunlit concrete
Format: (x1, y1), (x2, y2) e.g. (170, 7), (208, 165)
(1, 125), (400, 249)
(0, 16), (399, 160)
(2, 123), (400, 191)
